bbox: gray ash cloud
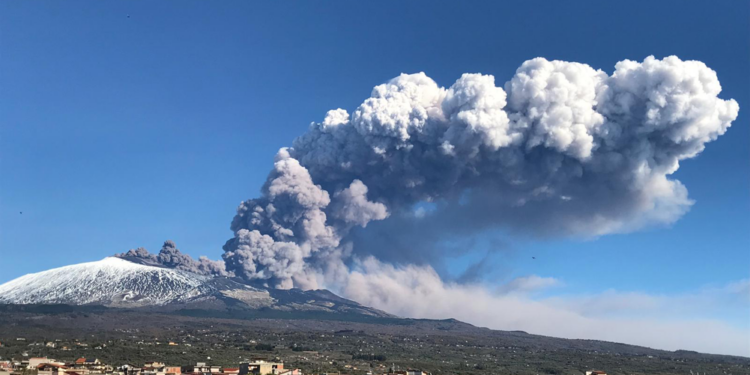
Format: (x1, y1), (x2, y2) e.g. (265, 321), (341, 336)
(117, 240), (230, 277)
(220, 56), (738, 289)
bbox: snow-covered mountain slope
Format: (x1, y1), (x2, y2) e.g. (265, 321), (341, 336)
(0, 257), (213, 306)
(0, 257), (394, 318)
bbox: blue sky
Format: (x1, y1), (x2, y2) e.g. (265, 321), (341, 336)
(1, 1), (748, 355)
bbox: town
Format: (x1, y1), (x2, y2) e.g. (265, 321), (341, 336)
(0, 356), (432, 375)
(0, 336), (618, 375)
(0, 337), (432, 375)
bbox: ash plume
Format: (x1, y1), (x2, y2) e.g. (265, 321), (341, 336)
(117, 240), (230, 277)
(222, 56), (738, 289)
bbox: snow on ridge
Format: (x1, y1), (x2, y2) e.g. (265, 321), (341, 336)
(0, 257), (213, 306)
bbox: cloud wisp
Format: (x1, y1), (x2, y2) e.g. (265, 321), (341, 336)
(345, 257), (749, 357)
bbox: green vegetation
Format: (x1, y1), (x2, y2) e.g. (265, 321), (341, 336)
(254, 344), (275, 351)
(350, 353), (387, 361)
(0, 306), (747, 375)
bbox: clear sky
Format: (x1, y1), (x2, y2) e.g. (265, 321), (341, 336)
(1, 0), (748, 355)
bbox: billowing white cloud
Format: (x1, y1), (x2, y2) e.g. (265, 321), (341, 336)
(506, 58), (606, 159)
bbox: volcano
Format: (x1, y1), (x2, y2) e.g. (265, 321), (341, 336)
(0, 257), (393, 318)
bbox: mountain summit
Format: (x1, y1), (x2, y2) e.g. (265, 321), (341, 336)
(0, 257), (392, 318)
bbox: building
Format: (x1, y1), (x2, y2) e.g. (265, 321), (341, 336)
(239, 361), (284, 375)
(181, 363), (218, 375)
(117, 364), (142, 375)
(30, 358), (64, 369)
(74, 359), (101, 366)
(37, 363), (68, 375)
(143, 365), (181, 375)
(385, 371), (431, 375)
(0, 361), (13, 375)
(71, 358), (103, 373)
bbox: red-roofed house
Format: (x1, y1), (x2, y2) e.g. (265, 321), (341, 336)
(72, 358), (102, 373)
